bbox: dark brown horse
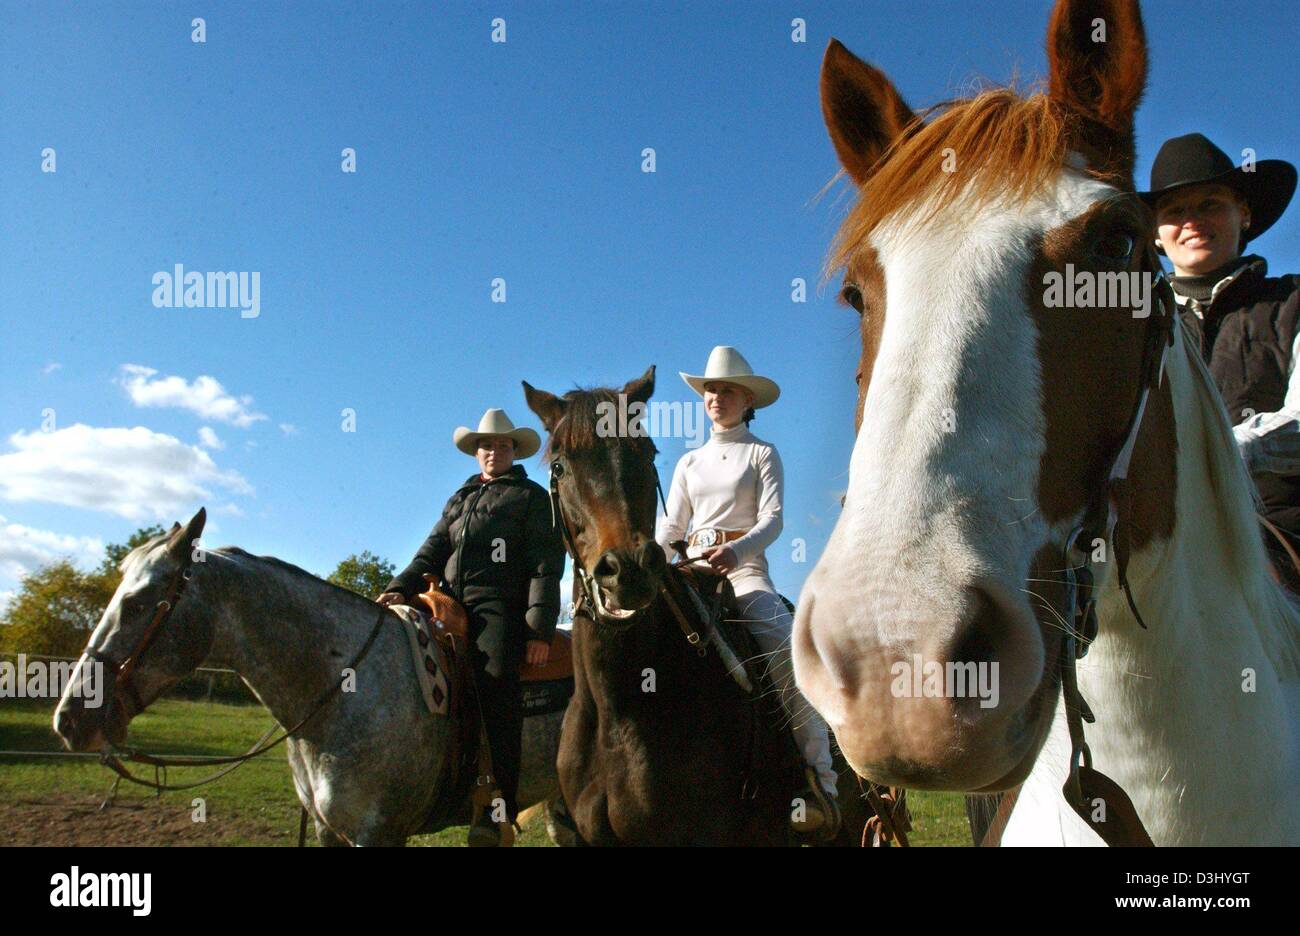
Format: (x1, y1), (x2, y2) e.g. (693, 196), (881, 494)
(524, 366), (866, 845)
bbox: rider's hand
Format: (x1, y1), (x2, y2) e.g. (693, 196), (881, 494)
(376, 591), (406, 607)
(526, 639), (551, 666)
(704, 545), (738, 574)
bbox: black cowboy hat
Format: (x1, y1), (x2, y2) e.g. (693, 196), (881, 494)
(1138, 133), (1296, 243)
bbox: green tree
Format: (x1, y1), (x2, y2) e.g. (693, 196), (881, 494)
(0, 561), (116, 656)
(327, 551), (396, 599)
(0, 525), (168, 656)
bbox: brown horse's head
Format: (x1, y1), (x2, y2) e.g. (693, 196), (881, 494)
(794, 0), (1177, 791)
(54, 508), (213, 752)
(524, 367), (666, 622)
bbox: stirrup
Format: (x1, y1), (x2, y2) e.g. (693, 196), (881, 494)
(467, 800), (516, 848)
(791, 768), (841, 841)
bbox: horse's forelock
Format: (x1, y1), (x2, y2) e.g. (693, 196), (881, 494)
(119, 530), (176, 576)
(825, 89), (1096, 280)
(543, 386), (657, 462)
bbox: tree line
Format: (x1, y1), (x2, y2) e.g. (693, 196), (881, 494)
(0, 527), (395, 657)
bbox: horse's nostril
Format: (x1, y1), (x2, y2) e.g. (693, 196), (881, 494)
(593, 552), (621, 580)
(950, 590), (999, 668)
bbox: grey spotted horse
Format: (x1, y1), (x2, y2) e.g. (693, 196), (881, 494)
(53, 508), (569, 846)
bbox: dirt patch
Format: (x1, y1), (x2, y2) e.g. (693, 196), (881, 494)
(0, 793), (297, 846)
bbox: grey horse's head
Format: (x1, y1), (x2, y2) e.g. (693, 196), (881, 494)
(54, 508), (213, 752)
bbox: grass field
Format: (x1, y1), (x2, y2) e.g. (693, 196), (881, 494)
(0, 697), (971, 846)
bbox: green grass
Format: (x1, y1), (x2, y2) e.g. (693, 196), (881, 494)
(0, 697), (969, 846)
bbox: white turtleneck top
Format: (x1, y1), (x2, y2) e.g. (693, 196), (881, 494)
(656, 423), (784, 595)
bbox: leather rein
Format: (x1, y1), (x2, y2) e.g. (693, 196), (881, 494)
(91, 549), (389, 794)
(1049, 246), (1177, 847)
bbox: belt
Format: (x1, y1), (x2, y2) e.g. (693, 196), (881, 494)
(687, 528), (748, 549)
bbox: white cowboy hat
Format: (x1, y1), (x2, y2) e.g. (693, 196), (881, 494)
(452, 408), (541, 459)
(679, 346), (780, 409)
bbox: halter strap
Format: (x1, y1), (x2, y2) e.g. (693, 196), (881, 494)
(1050, 249), (1173, 847)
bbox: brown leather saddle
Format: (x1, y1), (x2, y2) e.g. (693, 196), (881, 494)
(415, 574), (574, 683)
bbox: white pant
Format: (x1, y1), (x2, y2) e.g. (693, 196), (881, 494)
(733, 586), (838, 795)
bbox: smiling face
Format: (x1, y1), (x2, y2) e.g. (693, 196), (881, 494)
(794, 2), (1172, 791)
(702, 381), (754, 429)
(1155, 182), (1250, 275)
(476, 436), (516, 477)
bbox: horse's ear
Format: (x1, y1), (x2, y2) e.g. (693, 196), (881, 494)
(523, 381), (566, 432)
(168, 507), (206, 559)
(622, 365), (655, 406)
(1046, 0), (1146, 137)
(820, 39), (916, 187)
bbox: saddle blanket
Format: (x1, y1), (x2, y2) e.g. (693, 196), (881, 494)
(391, 604), (453, 716)
(391, 604), (573, 719)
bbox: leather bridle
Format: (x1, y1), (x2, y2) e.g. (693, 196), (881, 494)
(1049, 242), (1176, 847)
(90, 544), (199, 718)
(546, 454), (704, 645)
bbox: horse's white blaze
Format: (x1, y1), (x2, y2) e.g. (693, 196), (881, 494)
(811, 170), (1119, 713)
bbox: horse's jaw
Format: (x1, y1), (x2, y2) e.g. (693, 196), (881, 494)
(584, 568), (658, 623)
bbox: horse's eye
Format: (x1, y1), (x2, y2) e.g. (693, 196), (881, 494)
(841, 283), (865, 314)
(1096, 231), (1135, 263)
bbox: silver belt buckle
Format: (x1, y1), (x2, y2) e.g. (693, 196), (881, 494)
(695, 528), (720, 548)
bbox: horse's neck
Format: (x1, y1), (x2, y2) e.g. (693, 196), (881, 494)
(1081, 343), (1299, 842)
(196, 552), (364, 726)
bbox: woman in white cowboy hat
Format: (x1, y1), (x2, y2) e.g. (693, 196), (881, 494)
(656, 346), (840, 838)
(377, 408), (566, 846)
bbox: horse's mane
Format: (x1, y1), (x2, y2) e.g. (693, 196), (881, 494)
(120, 534), (392, 611)
(216, 546), (390, 611)
(542, 386), (658, 461)
(1176, 323), (1300, 679)
(826, 88), (1099, 276)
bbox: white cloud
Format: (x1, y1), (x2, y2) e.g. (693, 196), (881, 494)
(278, 423), (299, 436)
(119, 364), (268, 428)
(42, 363), (62, 376)
(198, 426), (224, 450)
(0, 424), (253, 521)
(0, 515), (104, 580)
(214, 503), (244, 517)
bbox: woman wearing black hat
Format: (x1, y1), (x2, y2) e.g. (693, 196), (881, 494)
(1142, 133), (1300, 586)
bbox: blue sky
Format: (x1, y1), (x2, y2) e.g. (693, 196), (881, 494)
(2, 0), (1297, 609)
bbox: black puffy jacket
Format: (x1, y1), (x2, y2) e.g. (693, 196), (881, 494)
(386, 464), (566, 642)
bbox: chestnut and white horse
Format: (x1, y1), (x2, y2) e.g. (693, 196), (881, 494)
(794, 0), (1300, 845)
